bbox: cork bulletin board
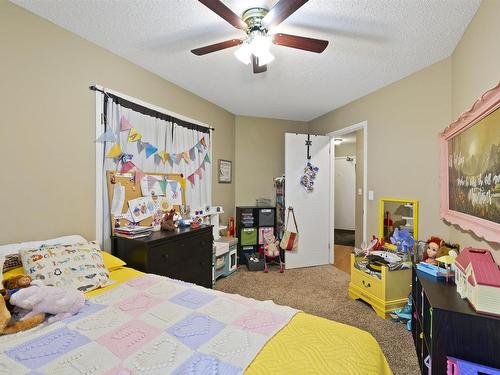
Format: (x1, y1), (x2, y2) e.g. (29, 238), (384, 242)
(106, 170), (186, 231)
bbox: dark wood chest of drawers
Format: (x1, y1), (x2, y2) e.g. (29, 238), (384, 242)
(111, 225), (213, 288)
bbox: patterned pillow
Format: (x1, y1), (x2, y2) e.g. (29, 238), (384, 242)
(19, 241), (113, 292)
(2, 253), (22, 273)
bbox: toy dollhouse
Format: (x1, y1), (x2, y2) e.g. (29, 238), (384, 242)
(455, 248), (500, 316)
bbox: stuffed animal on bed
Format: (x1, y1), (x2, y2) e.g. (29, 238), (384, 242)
(0, 274), (46, 335)
(9, 280), (85, 323)
(264, 233), (280, 257)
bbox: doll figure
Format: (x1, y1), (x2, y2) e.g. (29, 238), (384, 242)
(423, 236), (443, 265)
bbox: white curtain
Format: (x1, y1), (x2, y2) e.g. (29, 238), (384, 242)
(100, 98), (212, 248)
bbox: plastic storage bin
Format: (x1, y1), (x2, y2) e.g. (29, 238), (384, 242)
(258, 227), (275, 244)
(245, 253), (265, 271)
(258, 208), (275, 226)
(241, 228), (258, 246)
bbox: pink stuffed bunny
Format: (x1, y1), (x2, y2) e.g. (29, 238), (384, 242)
(9, 280), (86, 323)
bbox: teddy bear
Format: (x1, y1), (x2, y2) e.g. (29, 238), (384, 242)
(161, 209), (180, 231)
(0, 274), (46, 335)
(263, 233), (280, 257)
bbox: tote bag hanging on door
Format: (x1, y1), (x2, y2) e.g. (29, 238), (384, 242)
(280, 207), (299, 251)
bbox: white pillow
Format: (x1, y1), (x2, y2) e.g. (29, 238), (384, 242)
(0, 235), (87, 282)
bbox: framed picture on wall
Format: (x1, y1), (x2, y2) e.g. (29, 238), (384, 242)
(439, 82), (500, 243)
(218, 159), (232, 183)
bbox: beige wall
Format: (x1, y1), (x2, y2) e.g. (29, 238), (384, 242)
(449, 0), (500, 252)
(335, 142), (356, 157)
(0, 1), (235, 244)
(309, 59), (452, 242)
(235, 116), (308, 206)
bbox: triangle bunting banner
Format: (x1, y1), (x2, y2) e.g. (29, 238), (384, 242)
(189, 147), (196, 161)
(120, 116), (133, 131)
(145, 143), (158, 159)
(159, 178), (168, 194)
(127, 128), (142, 143)
(95, 128), (117, 143)
(106, 144), (122, 158)
(135, 168), (146, 183)
(121, 161), (135, 173)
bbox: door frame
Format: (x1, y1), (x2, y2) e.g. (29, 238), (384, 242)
(327, 121), (368, 246)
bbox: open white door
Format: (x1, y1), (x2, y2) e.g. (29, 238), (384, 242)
(285, 133), (331, 269)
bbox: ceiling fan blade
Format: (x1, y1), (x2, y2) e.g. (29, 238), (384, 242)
(191, 39), (243, 56)
(252, 55), (267, 74)
(198, 0), (247, 30)
(262, 0), (309, 30)
(272, 33), (328, 53)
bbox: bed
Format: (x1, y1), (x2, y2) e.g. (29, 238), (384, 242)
(2, 255), (392, 374)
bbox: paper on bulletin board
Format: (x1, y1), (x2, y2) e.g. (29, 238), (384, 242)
(127, 196), (158, 223)
(140, 175), (166, 196)
(157, 196), (172, 212)
(110, 183), (125, 215)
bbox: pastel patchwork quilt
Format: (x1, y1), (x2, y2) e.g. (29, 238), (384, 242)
(0, 274), (298, 374)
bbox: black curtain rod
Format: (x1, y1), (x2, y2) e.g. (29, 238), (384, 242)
(89, 85), (214, 133)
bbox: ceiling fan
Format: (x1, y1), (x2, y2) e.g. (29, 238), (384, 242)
(191, 0), (329, 74)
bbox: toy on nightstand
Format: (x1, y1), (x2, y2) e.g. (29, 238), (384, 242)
(454, 247), (500, 317)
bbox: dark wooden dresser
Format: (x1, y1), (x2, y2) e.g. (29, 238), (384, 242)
(411, 267), (500, 374)
(111, 225), (213, 289)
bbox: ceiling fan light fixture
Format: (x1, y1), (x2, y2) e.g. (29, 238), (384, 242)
(257, 50), (275, 66)
(234, 42), (252, 65)
(249, 34), (271, 57)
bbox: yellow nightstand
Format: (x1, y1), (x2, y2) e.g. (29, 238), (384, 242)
(348, 254), (411, 318)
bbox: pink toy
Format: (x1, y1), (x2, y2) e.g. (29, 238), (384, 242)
(9, 280), (86, 323)
(455, 247), (500, 317)
(263, 233), (280, 257)
(263, 233), (284, 273)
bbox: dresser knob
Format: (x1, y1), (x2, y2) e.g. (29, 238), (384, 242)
(162, 254), (168, 261)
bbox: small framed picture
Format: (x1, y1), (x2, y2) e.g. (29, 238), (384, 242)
(218, 159), (232, 183)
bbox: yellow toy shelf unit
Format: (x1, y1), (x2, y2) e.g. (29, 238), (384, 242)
(348, 254), (412, 319)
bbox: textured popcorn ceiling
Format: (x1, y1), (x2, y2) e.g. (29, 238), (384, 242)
(11, 0), (480, 121)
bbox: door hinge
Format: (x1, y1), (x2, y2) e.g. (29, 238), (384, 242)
(100, 113), (104, 125)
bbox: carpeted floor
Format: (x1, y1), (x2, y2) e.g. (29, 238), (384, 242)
(216, 265), (419, 375)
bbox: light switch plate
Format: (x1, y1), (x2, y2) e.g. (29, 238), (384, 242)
(368, 190), (374, 200)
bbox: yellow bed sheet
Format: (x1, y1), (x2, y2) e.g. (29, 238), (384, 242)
(89, 267), (393, 375)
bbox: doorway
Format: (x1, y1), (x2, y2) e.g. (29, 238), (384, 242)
(328, 122), (368, 274)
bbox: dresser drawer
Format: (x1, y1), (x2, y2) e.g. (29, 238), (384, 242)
(350, 268), (383, 299)
(112, 226), (214, 289)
